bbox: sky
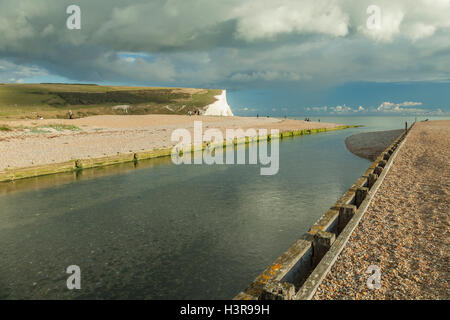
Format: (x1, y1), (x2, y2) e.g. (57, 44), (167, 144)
(0, 0), (449, 116)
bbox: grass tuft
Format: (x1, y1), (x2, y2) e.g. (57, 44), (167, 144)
(0, 124), (12, 131)
(42, 124), (81, 131)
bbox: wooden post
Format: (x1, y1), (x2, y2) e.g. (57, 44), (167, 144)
(355, 187), (369, 207)
(374, 165), (383, 176)
(259, 280), (296, 300)
(405, 121), (408, 131)
(338, 205), (357, 234)
(368, 173), (378, 189)
(312, 231), (336, 267)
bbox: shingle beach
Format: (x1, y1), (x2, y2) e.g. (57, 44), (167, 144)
(314, 120), (450, 300)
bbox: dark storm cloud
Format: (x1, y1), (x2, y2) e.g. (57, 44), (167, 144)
(0, 0), (449, 88)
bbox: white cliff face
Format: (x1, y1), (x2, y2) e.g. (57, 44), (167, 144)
(203, 90), (234, 116)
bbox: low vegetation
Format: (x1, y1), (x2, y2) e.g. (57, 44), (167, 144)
(0, 123), (81, 134)
(41, 124), (81, 131)
(0, 84), (221, 120)
(0, 124), (12, 131)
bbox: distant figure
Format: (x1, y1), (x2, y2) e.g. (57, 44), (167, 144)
(318, 119), (320, 122)
(69, 110), (73, 119)
(284, 115), (287, 119)
(257, 114), (259, 118)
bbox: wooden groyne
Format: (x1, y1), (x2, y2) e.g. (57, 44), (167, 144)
(0, 125), (357, 183)
(234, 124), (413, 300)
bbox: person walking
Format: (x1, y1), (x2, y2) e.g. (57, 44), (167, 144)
(69, 110), (73, 119)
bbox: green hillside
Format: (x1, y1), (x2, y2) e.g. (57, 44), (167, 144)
(0, 84), (221, 119)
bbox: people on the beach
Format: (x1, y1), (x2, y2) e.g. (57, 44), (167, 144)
(69, 110), (73, 119)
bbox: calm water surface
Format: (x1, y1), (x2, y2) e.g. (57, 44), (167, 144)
(0, 116), (445, 299)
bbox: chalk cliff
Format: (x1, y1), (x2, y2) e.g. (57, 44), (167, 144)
(203, 90), (234, 116)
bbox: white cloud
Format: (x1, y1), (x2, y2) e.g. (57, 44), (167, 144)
(304, 101), (448, 115)
(0, 59), (48, 82)
(399, 101), (423, 107)
(307, 105), (366, 114)
(358, 7), (404, 42)
(377, 101), (395, 111)
(233, 0), (349, 41)
(349, 0), (450, 44)
(372, 101), (449, 115)
(405, 23), (436, 42)
(377, 101), (423, 112)
(331, 105), (355, 113)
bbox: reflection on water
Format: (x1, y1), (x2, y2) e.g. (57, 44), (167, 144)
(0, 116), (442, 299)
(0, 157), (173, 196)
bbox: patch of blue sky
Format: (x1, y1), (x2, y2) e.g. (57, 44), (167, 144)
(117, 52), (156, 64)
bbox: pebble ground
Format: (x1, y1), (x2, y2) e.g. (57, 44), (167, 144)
(314, 120), (449, 300)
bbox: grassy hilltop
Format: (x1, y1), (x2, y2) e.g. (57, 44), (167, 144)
(0, 84), (221, 120)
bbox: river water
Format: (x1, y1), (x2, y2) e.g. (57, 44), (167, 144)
(0, 116), (446, 299)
